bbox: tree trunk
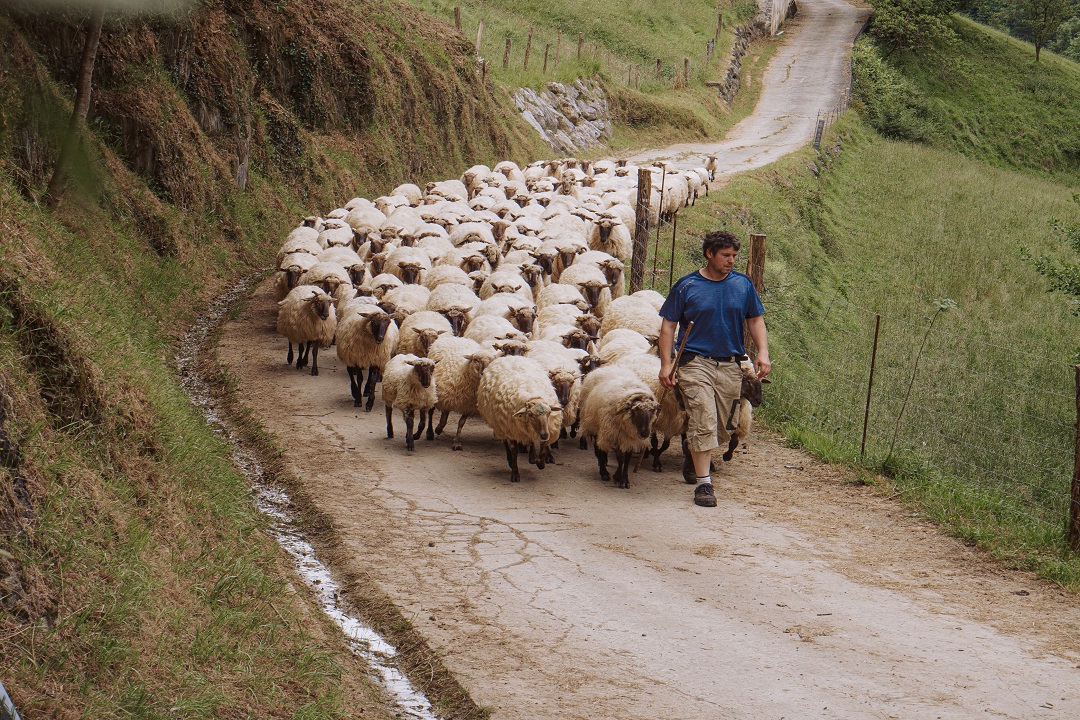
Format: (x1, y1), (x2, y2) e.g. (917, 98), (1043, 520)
(44, 7), (105, 208)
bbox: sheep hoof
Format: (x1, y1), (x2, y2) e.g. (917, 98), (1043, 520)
(579, 437), (588, 450)
(452, 444), (463, 451)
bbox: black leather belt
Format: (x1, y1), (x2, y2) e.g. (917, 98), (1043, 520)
(679, 352), (744, 366)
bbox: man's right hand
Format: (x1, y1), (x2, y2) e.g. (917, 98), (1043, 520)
(659, 363), (677, 389)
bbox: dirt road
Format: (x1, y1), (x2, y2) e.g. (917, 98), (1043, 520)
(219, 280), (1080, 720)
(216, 2), (1080, 717)
(626, 0), (872, 174)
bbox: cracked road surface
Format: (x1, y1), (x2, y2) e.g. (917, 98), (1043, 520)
(218, 281), (1080, 719)
(216, 2), (1080, 715)
(625, 0), (873, 174)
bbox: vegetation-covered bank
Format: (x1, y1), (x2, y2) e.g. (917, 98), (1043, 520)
(0, 0), (543, 715)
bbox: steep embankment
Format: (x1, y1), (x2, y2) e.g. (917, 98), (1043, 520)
(0, 1), (537, 716)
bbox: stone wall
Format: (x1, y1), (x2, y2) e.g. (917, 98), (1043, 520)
(512, 79), (612, 155)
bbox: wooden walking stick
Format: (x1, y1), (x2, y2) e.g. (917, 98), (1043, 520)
(636, 320), (694, 471)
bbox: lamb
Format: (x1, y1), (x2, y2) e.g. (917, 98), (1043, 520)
(335, 305), (400, 410)
(381, 354), (438, 451)
(476, 356), (563, 482)
(384, 246), (432, 285)
(276, 285), (337, 376)
(429, 335), (498, 450)
(600, 295), (662, 338)
(577, 365), (659, 488)
(396, 310), (453, 357)
(704, 153), (719, 181)
(426, 283), (481, 336)
(588, 215), (632, 263)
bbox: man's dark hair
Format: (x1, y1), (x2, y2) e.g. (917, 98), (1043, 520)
(702, 230), (740, 257)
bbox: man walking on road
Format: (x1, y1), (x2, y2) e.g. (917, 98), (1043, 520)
(658, 230), (770, 507)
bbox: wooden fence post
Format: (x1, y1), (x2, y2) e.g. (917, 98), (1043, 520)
(454, 6), (462, 31)
(683, 57), (690, 87)
(630, 168), (652, 293)
(524, 29), (533, 69)
(577, 32), (584, 60)
(543, 44), (550, 73)
(716, 1), (724, 39)
(656, 58), (662, 81)
(475, 20), (484, 55)
(861, 314), (882, 460)
(745, 233), (767, 357)
(503, 37), (511, 69)
(1070, 365), (1080, 552)
(482, 59), (487, 82)
(668, 212), (679, 289)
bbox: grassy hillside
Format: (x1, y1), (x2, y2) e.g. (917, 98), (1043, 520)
(656, 20), (1080, 582)
(0, 0), (540, 716)
(852, 16), (1080, 181)
(404, 0), (772, 152)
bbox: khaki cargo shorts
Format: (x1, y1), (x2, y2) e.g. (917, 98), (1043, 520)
(676, 356), (743, 453)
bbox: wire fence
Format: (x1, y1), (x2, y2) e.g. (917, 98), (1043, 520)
(633, 222), (1080, 547)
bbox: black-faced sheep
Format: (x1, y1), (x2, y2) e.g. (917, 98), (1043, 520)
(335, 304), (400, 411)
(382, 354), (438, 451)
(578, 365), (659, 488)
(429, 335), (498, 451)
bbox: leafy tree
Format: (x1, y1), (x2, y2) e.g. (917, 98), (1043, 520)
(1005, 0), (1072, 60)
(868, 0), (960, 57)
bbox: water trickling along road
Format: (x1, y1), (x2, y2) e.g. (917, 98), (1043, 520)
(214, 2), (1080, 718)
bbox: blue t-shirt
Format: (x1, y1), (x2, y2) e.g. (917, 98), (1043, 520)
(659, 270), (764, 358)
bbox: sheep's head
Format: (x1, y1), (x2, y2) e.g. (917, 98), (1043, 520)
(513, 401), (562, 443)
(415, 328), (447, 356)
(380, 226), (400, 241)
(491, 220), (512, 243)
(356, 284), (374, 297)
(466, 348), (497, 373)
(520, 265), (544, 288)
(509, 307), (536, 335)
(577, 281), (606, 308)
(560, 328), (591, 351)
(346, 264), (366, 286)
(440, 308), (469, 337)
(575, 314), (602, 341)
(558, 248), (578, 270)
(285, 266), (305, 290)
(361, 309), (393, 343)
(302, 216), (319, 228)
(406, 357), (436, 388)
(373, 278), (402, 298)
(368, 251), (389, 276)
(548, 370), (578, 407)
(397, 262), (423, 285)
(461, 253), (486, 273)
(399, 234), (417, 247)
(534, 249), (557, 276)
(598, 258), (624, 287)
(619, 392), (659, 440)
(577, 353), (603, 376)
(596, 217), (616, 243)
(493, 339), (528, 357)
(305, 290), (332, 321)
(468, 270), (489, 294)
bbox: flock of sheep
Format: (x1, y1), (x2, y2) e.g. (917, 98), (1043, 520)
(272, 154), (761, 486)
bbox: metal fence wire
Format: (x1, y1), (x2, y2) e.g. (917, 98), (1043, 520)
(636, 227), (1078, 543)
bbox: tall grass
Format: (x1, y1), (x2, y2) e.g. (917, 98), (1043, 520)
(659, 119), (1080, 582)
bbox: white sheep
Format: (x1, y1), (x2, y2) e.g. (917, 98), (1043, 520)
(631, 289), (666, 312)
(422, 264), (473, 291)
(274, 252), (320, 301)
(537, 323), (591, 351)
(367, 272), (404, 298)
(536, 283), (589, 312)
(476, 355), (563, 482)
(578, 365), (660, 488)
(336, 305), (400, 410)
(558, 261), (611, 314)
(614, 353), (688, 472)
(276, 285), (337, 376)
(299, 261), (354, 308)
(704, 153), (719, 181)
(588, 215), (632, 263)
(526, 341), (585, 441)
(473, 293), (537, 336)
(397, 310), (453, 357)
(429, 335), (498, 450)
(381, 354), (438, 452)
(597, 328), (655, 365)
(277, 228), (321, 265)
(380, 284), (431, 323)
(463, 315), (527, 347)
(391, 183), (424, 206)
(479, 270), (534, 304)
(600, 295), (662, 338)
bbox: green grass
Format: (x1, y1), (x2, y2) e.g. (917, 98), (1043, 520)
(853, 16), (1080, 181)
(661, 116), (1080, 583)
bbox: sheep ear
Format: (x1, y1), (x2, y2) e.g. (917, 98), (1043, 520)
(513, 407), (528, 417)
(551, 405), (563, 413)
(761, 377), (772, 384)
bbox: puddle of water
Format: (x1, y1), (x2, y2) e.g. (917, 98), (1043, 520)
(176, 276), (443, 720)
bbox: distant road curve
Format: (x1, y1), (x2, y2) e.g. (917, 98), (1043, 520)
(624, 0), (873, 176)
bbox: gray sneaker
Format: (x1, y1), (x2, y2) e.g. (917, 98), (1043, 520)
(693, 483), (717, 507)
